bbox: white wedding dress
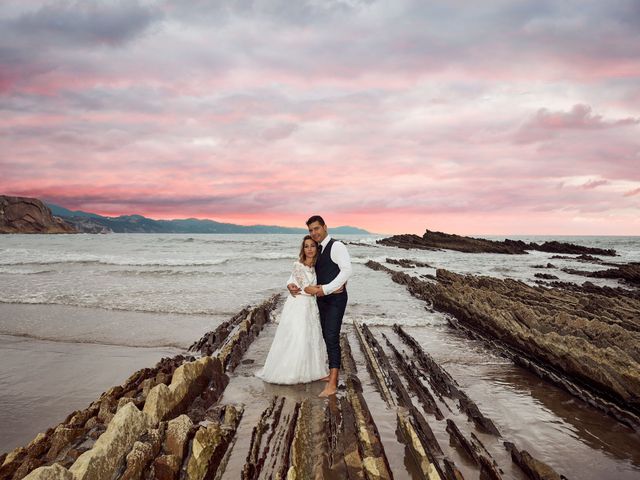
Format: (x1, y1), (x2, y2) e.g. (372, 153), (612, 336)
(255, 261), (329, 384)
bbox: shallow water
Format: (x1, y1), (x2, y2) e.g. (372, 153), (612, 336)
(0, 233), (638, 477)
(0, 333), (180, 453)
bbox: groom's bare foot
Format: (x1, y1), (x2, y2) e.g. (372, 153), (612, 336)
(320, 375), (330, 382)
(319, 385), (337, 397)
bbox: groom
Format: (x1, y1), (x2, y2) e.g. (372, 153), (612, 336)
(288, 215), (352, 397)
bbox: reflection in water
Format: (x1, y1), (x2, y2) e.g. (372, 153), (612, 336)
(403, 326), (640, 479)
(491, 366), (640, 467)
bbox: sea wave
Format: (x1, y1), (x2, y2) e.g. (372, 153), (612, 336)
(0, 331), (187, 350)
(155, 237), (262, 245)
(0, 268), (56, 275)
(342, 314), (448, 327)
(0, 258), (232, 267)
(0, 252), (298, 267)
(0, 299), (237, 317)
(105, 269), (247, 278)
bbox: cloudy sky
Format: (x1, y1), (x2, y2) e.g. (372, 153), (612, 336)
(1, 0), (639, 234)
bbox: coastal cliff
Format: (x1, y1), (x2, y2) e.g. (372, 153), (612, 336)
(0, 196), (76, 234)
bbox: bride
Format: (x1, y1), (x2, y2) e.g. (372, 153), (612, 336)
(255, 235), (329, 384)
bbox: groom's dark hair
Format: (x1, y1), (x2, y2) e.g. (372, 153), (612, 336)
(306, 215), (325, 226)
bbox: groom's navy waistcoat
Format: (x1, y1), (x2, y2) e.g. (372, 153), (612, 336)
(316, 238), (345, 293)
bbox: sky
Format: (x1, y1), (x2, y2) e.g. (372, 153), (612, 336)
(1, 0), (639, 235)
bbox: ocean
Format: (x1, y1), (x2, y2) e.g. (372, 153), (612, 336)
(0, 233), (639, 478)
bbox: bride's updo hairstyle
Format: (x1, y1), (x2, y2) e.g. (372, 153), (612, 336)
(298, 234), (319, 265)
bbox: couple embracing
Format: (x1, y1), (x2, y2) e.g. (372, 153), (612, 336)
(256, 215), (352, 397)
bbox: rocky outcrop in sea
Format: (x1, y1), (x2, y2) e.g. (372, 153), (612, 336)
(562, 262), (640, 287)
(0, 196), (76, 234)
(365, 260), (640, 428)
(378, 229), (617, 256)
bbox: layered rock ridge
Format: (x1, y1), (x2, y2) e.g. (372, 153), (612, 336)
(0, 295), (278, 480)
(366, 260), (640, 429)
(378, 229), (617, 256)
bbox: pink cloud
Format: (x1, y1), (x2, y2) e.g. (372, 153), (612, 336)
(1, 1), (640, 235)
(515, 104), (639, 144)
(581, 179), (609, 189)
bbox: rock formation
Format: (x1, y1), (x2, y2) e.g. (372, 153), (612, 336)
(562, 262), (640, 287)
(1, 292), (572, 480)
(386, 258), (433, 268)
(378, 229), (617, 256)
(0, 196), (76, 234)
(365, 260), (640, 428)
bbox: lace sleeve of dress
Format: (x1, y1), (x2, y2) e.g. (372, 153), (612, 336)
(292, 262), (310, 288)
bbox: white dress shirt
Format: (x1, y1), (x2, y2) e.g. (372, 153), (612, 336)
(319, 235), (352, 295)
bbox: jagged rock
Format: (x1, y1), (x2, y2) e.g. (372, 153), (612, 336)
(287, 400), (316, 479)
(378, 229), (616, 256)
(350, 326), (418, 479)
(186, 405), (243, 480)
(117, 397), (137, 411)
(396, 408), (441, 479)
(143, 356), (217, 424)
(69, 403), (151, 480)
(2, 298), (277, 479)
(383, 335), (444, 420)
(368, 262), (640, 427)
(242, 398), (292, 479)
(379, 231), (526, 253)
(0, 195), (76, 234)
(188, 307), (251, 355)
(68, 406), (99, 428)
(120, 441), (154, 480)
(164, 415), (193, 461)
(386, 258), (433, 268)
(504, 442), (567, 480)
(562, 262), (640, 286)
(45, 426), (85, 461)
(531, 240), (615, 256)
(23, 433), (49, 459)
(97, 389), (121, 425)
(534, 273), (558, 280)
(11, 457), (45, 479)
(0, 447), (26, 479)
(378, 233), (441, 251)
(84, 417), (100, 430)
(446, 420), (502, 480)
(21, 463), (73, 480)
(153, 454), (181, 480)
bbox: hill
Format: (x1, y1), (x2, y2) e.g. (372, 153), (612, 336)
(46, 203), (370, 235)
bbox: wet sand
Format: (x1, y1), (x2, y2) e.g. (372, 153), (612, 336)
(0, 302), (209, 454)
(0, 302), (226, 348)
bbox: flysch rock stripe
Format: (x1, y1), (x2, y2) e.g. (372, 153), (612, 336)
(13, 296), (279, 480)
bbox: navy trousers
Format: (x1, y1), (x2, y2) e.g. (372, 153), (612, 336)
(317, 291), (348, 369)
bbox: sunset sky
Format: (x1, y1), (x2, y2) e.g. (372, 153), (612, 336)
(1, 1), (639, 235)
